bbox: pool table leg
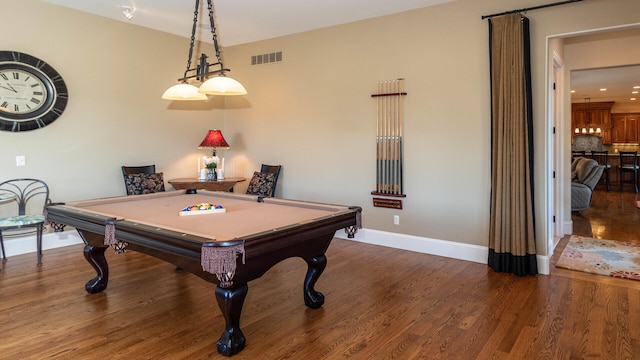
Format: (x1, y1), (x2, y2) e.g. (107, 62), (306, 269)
(303, 254), (327, 309)
(215, 284), (248, 356)
(83, 244), (109, 294)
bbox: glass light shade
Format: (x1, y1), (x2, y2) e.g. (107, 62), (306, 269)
(582, 128), (587, 134)
(162, 83), (208, 101)
(199, 76), (247, 96)
(589, 128), (594, 134)
(596, 128), (602, 134)
(574, 127), (579, 134)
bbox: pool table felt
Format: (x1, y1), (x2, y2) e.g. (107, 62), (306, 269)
(64, 191), (350, 243)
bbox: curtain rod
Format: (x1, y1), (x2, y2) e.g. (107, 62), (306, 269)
(481, 0), (584, 20)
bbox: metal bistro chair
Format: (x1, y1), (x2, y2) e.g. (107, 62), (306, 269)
(619, 151), (639, 193)
(590, 150), (611, 192)
(0, 179), (50, 265)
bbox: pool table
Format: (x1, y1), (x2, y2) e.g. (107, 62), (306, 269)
(46, 191), (361, 356)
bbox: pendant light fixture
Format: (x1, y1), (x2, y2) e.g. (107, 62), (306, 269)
(162, 0), (247, 100)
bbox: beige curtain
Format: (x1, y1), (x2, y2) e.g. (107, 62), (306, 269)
(488, 13), (537, 275)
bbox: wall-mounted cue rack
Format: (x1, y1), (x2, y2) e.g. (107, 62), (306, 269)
(371, 79), (407, 209)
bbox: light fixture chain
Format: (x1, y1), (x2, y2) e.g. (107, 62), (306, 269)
(162, 0), (247, 99)
(206, 0), (224, 69)
(183, 0), (201, 81)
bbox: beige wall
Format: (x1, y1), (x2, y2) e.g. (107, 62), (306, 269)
(222, 0), (640, 254)
(1, 0), (225, 201)
(2, 0), (640, 256)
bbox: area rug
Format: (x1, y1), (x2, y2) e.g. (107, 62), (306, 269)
(556, 235), (640, 281)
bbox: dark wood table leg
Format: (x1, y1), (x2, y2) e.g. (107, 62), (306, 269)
(303, 254), (326, 309)
(215, 284), (248, 356)
(83, 244), (109, 294)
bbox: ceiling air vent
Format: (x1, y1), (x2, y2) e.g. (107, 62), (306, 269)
(251, 51), (283, 65)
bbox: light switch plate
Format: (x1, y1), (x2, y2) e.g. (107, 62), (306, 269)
(16, 155), (26, 166)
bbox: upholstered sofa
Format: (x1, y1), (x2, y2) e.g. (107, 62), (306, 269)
(571, 157), (604, 212)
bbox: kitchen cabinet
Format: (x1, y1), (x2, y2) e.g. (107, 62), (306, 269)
(571, 101), (614, 144)
(611, 113), (639, 144)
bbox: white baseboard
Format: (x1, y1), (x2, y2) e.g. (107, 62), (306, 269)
(564, 220), (573, 236)
(537, 255), (550, 275)
(2, 230), (83, 258)
(335, 228), (551, 275)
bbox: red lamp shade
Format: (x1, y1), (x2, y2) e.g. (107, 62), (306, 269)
(198, 130), (230, 151)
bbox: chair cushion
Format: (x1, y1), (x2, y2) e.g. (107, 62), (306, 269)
(0, 214), (45, 228)
(124, 172), (165, 195)
(246, 171), (276, 197)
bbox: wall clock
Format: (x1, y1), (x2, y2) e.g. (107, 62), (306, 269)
(0, 51), (68, 132)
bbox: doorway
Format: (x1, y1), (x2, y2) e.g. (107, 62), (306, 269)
(549, 24), (640, 254)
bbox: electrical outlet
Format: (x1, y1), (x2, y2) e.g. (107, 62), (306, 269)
(16, 155), (26, 167)
(393, 215), (400, 225)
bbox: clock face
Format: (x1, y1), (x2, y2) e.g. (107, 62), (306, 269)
(0, 51), (68, 132)
(0, 67), (49, 115)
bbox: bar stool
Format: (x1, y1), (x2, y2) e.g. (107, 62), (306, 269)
(572, 150), (586, 160)
(619, 151), (639, 193)
(590, 150), (610, 191)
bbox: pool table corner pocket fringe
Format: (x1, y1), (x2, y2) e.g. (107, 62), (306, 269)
(104, 219), (129, 253)
(201, 243), (246, 287)
(104, 220), (117, 245)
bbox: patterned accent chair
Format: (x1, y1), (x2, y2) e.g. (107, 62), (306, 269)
(571, 157), (604, 212)
(121, 165), (165, 195)
(246, 164), (282, 197)
(122, 165), (156, 176)
(0, 178), (50, 265)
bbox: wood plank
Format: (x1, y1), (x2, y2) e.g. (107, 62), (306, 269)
(1, 189), (639, 359)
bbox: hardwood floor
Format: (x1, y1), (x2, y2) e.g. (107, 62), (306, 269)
(1, 196), (639, 359)
(570, 188), (640, 242)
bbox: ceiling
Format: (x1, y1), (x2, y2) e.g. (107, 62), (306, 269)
(39, 0), (640, 107)
(42, 0), (454, 47)
(567, 28), (640, 106)
(571, 65), (640, 106)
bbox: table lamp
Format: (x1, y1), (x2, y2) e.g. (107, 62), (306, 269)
(198, 130), (230, 180)
(198, 129), (230, 157)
